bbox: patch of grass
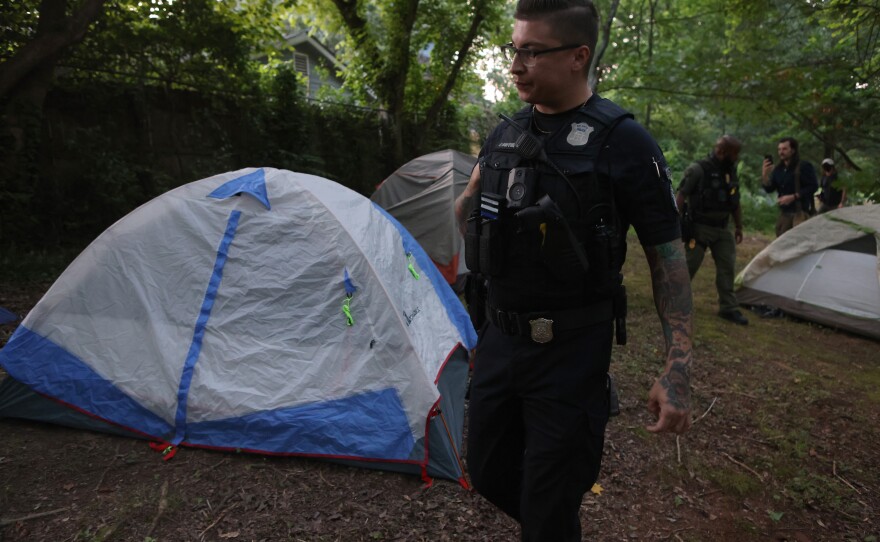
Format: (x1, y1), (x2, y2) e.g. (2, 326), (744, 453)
(628, 426), (653, 441)
(691, 458), (762, 497)
(731, 517), (761, 536)
(784, 472), (846, 512)
(855, 365), (880, 403)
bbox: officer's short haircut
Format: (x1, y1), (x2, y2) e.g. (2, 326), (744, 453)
(515, 0), (600, 56)
(717, 135), (742, 153)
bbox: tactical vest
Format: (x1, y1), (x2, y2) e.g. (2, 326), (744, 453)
(690, 157), (740, 221)
(465, 97), (632, 312)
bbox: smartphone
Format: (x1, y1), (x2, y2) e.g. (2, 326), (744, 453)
(764, 154), (773, 165)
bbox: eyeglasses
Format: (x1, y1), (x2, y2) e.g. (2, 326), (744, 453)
(499, 42), (585, 67)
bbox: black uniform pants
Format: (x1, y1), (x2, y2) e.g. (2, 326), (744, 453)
(467, 321), (612, 542)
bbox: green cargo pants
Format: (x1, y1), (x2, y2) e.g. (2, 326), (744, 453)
(685, 222), (739, 314)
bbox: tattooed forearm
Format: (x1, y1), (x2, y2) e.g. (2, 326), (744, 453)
(657, 361), (691, 410)
(644, 240), (693, 368)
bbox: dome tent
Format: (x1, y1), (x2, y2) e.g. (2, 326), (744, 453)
(0, 168), (477, 485)
(735, 205), (880, 340)
(371, 149), (477, 289)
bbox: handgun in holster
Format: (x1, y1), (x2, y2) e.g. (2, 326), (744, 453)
(613, 285), (627, 345)
(607, 373), (621, 417)
(463, 272), (487, 331)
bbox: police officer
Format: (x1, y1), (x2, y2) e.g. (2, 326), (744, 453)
(454, 1), (694, 540)
(675, 135), (748, 326)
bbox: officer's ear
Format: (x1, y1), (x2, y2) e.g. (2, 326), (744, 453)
(573, 45), (591, 73)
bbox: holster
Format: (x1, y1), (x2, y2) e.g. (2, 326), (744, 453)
(680, 208), (695, 243)
(608, 374), (621, 417)
(464, 214), (504, 277)
(463, 273), (487, 331)
(613, 285), (627, 345)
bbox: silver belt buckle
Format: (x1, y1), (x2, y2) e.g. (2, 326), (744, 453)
(529, 317), (554, 343)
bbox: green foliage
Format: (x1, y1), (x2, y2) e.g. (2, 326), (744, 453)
(70, 0), (291, 93)
(291, 0), (511, 161)
(0, 76), (400, 252)
(0, 247), (80, 284)
(597, 0), (880, 203)
(4, 0), (880, 257)
(294, 0), (508, 109)
(705, 463), (763, 497)
(739, 189), (778, 236)
(0, 0), (37, 56)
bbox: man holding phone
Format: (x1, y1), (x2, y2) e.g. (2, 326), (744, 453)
(761, 137), (818, 237)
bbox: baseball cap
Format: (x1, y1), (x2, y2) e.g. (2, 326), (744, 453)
(822, 158), (835, 166)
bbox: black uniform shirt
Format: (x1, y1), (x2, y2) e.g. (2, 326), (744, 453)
(598, 118), (681, 248)
(510, 104), (680, 249)
(480, 101), (681, 311)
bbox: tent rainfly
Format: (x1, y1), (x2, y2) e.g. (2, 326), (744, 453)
(0, 167), (478, 485)
(735, 205), (880, 340)
(371, 149), (477, 288)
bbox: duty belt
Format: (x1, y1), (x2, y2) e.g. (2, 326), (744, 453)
(486, 299), (614, 343)
(693, 215), (729, 228)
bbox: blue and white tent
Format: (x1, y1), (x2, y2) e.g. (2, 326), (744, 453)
(0, 168), (477, 485)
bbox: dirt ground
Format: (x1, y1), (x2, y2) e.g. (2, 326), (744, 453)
(1, 235), (878, 542)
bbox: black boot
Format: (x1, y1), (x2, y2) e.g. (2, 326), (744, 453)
(719, 309), (748, 325)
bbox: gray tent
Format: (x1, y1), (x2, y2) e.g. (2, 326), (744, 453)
(735, 205), (880, 340)
(371, 149), (476, 287)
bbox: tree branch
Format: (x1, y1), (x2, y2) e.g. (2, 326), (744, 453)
(380, 0), (420, 105)
(598, 83), (752, 101)
(422, 3), (485, 131)
(786, 110), (864, 171)
(0, 0), (108, 99)
(590, 0), (620, 91)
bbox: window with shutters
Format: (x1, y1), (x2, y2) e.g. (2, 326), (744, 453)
(294, 53), (310, 79)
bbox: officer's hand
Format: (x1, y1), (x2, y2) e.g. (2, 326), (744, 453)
(735, 229), (743, 244)
(645, 377), (691, 434)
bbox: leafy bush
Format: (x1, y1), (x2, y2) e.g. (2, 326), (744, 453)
(740, 188), (779, 236)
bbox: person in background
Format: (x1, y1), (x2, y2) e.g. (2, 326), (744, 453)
(454, 1), (693, 540)
(676, 135), (748, 326)
(761, 137), (818, 237)
(817, 158), (846, 213)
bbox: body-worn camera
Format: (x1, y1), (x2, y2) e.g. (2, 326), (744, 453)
(506, 167), (537, 209)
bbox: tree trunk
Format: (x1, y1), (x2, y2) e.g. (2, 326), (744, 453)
(589, 0), (620, 91)
(0, 0), (106, 248)
(0, 0), (108, 100)
(415, 3), (486, 153)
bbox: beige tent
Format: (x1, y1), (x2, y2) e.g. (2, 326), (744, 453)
(371, 149), (476, 287)
(735, 205), (880, 340)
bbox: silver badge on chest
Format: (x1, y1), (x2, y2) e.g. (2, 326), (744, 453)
(566, 122), (594, 147)
(529, 318), (554, 343)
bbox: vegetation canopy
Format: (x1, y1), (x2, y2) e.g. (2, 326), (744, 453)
(0, 0), (877, 255)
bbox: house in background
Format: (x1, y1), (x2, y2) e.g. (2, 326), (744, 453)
(282, 30), (345, 99)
